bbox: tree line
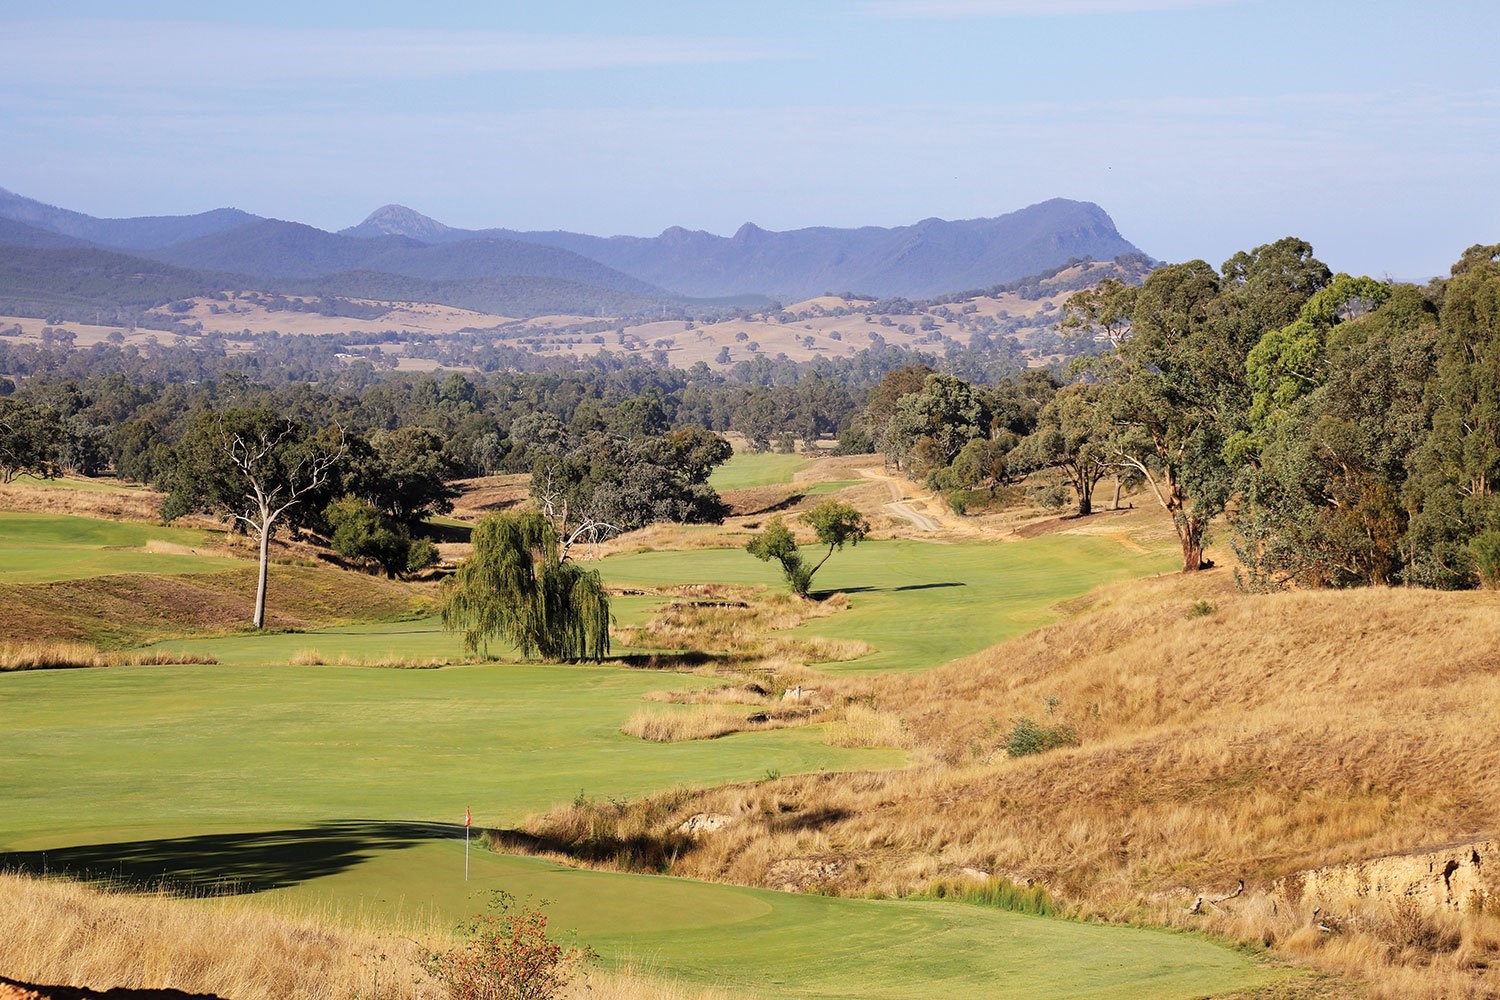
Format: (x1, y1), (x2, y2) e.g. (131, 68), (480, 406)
(7, 236), (1500, 593)
(857, 239), (1500, 590)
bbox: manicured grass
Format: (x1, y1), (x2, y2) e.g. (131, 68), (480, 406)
(152, 616), (474, 665)
(276, 847), (1283, 1000)
(0, 659), (899, 851)
(709, 452), (810, 490)
(0, 511), (243, 583)
(600, 533), (1178, 672)
(801, 479), (861, 495)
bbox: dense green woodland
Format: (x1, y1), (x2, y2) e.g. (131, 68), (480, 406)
(3, 238), (1500, 590)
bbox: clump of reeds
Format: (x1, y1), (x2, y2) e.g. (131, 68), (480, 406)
(914, 874), (1059, 917)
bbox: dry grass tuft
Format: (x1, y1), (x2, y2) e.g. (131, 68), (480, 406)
(622, 704), (816, 742)
(0, 641), (216, 671)
(824, 703), (909, 749)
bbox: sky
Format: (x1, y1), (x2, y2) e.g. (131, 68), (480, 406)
(2, 0), (1496, 280)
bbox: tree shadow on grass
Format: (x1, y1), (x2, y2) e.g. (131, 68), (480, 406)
(0, 820), (456, 896)
(811, 581), (966, 598)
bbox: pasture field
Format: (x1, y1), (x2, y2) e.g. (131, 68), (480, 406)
(708, 452), (810, 491)
(0, 511), (242, 584)
(599, 533), (1176, 672)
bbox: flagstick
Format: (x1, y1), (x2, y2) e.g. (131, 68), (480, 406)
(465, 817), (470, 882)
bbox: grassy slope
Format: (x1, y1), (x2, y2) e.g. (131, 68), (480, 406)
(600, 534), (1176, 673)
(0, 511), (241, 583)
(0, 512), (420, 646)
(516, 572), (1500, 996)
(0, 656), (1280, 999)
(7, 474), (148, 494)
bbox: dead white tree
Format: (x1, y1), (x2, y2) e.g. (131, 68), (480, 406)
(162, 408), (347, 630)
(223, 421), (346, 628)
(531, 469), (618, 562)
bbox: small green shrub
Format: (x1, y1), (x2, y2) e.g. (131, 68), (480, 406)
(406, 538), (439, 574)
(1185, 599), (1217, 618)
(424, 892), (593, 1000)
(1029, 484), (1069, 512)
(1004, 716), (1079, 758)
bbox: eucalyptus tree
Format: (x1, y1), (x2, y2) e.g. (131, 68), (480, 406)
(0, 396), (62, 483)
(1090, 239), (1331, 572)
(746, 499), (869, 597)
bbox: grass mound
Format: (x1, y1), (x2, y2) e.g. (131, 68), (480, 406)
(0, 566), (420, 647)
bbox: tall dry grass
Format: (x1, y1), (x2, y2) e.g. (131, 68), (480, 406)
(0, 871), (429, 998)
(0, 872), (735, 1000)
(0, 641), (216, 671)
(622, 704), (817, 742)
(513, 573), (1500, 996)
(288, 648), (454, 669)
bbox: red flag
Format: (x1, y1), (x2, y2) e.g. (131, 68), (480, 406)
(464, 807), (472, 828)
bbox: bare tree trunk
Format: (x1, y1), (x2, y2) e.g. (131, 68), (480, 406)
(253, 514), (271, 629)
(1112, 476), (1123, 510)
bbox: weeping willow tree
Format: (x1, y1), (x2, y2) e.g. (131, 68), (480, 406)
(442, 510), (610, 662)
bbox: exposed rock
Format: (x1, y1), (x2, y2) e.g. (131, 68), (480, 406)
(1273, 839), (1498, 914)
(677, 812), (734, 836)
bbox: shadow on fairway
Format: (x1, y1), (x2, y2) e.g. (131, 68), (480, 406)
(0, 820), (455, 896)
(813, 581), (965, 597)
(0, 974), (224, 999)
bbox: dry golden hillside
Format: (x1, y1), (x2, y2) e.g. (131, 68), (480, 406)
(517, 573), (1500, 998)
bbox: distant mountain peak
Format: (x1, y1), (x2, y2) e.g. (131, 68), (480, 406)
(344, 205), (453, 242)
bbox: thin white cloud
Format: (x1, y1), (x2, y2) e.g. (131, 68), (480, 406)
(0, 20), (780, 88)
(863, 0), (1239, 17)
